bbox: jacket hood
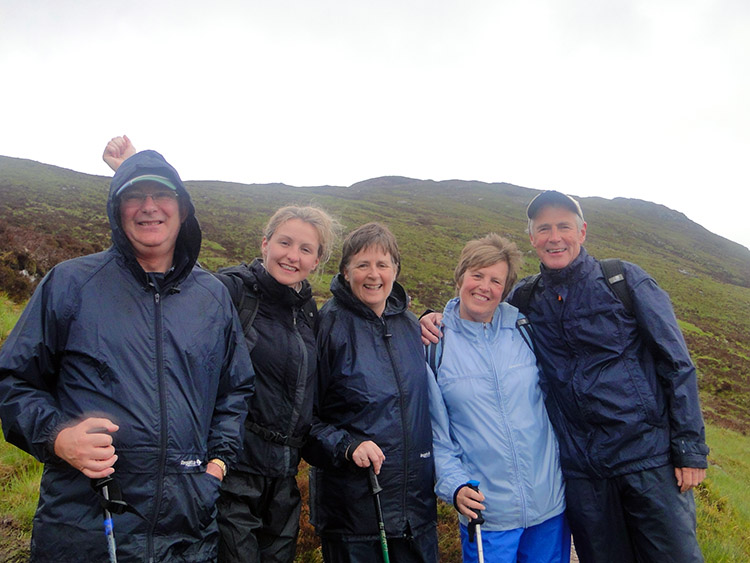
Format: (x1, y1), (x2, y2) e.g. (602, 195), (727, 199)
(329, 272), (409, 319)
(107, 150), (201, 285)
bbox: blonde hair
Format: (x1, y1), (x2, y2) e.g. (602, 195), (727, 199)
(263, 205), (340, 264)
(453, 233), (522, 300)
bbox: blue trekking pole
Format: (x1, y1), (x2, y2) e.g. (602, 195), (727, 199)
(91, 475), (118, 563)
(88, 427), (117, 563)
(467, 480), (485, 563)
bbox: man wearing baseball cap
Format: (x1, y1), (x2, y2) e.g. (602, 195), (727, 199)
(0, 137), (254, 561)
(422, 190), (707, 562)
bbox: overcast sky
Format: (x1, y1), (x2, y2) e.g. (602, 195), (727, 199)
(2, 0), (748, 250)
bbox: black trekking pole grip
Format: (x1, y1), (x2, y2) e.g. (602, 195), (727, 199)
(368, 465), (383, 495)
(466, 480), (485, 563)
(87, 427), (118, 563)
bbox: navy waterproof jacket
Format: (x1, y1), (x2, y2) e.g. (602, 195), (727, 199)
(507, 248), (708, 479)
(214, 258), (317, 477)
(0, 151), (254, 562)
(304, 274), (437, 541)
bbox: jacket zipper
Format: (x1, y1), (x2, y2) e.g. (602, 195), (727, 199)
(286, 308), (308, 465)
(382, 316), (410, 537)
(146, 288), (167, 562)
(485, 323), (528, 527)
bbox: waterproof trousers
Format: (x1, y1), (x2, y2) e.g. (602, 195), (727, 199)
(564, 464), (703, 563)
(459, 512), (570, 563)
(217, 471), (301, 563)
(320, 527), (438, 563)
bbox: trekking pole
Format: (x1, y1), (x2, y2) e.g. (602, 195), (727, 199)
(92, 476), (118, 563)
(88, 427), (117, 563)
(466, 480), (485, 563)
(368, 466), (391, 563)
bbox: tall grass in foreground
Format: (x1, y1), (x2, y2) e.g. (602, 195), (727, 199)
(696, 425), (750, 561)
(0, 423), (748, 561)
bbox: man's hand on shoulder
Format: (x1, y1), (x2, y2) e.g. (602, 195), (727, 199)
(420, 312), (443, 346)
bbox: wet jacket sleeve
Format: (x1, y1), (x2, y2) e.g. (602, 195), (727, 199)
(627, 266), (709, 469)
(426, 362), (471, 505)
(0, 273), (69, 463)
(206, 303), (254, 465)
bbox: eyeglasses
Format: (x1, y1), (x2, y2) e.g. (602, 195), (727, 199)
(120, 191), (179, 206)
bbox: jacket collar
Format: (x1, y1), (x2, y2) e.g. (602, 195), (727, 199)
(329, 272), (409, 320)
(250, 258), (313, 307)
(443, 297), (518, 339)
(539, 246), (596, 290)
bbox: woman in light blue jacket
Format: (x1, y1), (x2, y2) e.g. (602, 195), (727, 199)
(427, 233), (570, 563)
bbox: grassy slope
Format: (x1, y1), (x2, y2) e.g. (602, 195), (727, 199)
(1, 157), (750, 560)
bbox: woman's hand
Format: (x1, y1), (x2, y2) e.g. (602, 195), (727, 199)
(350, 440), (386, 474)
(455, 485), (485, 520)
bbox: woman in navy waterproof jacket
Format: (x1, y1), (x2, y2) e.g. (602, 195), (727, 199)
(304, 222), (438, 562)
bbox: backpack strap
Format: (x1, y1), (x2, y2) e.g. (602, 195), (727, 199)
(515, 316), (535, 352)
(600, 259), (633, 315)
(513, 273), (542, 316)
(425, 333), (446, 379)
(236, 286), (260, 341)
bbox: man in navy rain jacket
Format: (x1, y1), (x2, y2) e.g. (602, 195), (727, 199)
(508, 191), (708, 563)
(0, 139), (254, 562)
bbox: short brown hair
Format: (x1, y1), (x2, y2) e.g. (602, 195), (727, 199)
(339, 222), (401, 277)
(453, 233), (522, 300)
(263, 205), (340, 264)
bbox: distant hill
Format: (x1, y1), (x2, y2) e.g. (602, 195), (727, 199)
(1, 155), (748, 432)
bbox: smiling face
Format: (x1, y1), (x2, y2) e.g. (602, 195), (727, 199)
(458, 260), (509, 323)
(529, 205), (587, 270)
(261, 218), (321, 288)
(344, 245), (397, 317)
(118, 181), (185, 272)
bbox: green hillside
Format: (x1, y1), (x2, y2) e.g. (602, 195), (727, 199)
(2, 155), (748, 432)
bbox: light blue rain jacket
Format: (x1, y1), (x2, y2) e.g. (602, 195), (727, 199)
(427, 298), (565, 531)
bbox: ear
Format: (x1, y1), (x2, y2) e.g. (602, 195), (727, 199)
(579, 221), (588, 243)
(261, 237), (269, 259)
